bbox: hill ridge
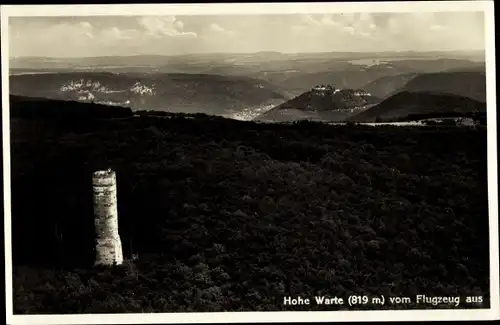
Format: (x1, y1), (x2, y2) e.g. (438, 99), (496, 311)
(349, 90), (487, 123)
(256, 85), (381, 123)
(389, 71), (486, 102)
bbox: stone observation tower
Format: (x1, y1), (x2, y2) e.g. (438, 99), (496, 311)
(92, 169), (123, 266)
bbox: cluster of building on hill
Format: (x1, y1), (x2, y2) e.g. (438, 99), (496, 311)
(311, 85), (371, 97)
(312, 84), (335, 92)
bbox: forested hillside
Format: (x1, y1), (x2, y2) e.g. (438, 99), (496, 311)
(10, 98), (489, 313)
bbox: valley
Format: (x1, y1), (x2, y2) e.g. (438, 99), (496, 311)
(9, 52), (487, 124)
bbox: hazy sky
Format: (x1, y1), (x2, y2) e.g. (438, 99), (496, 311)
(8, 12), (486, 57)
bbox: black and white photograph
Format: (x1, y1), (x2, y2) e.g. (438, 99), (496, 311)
(2, 1), (499, 323)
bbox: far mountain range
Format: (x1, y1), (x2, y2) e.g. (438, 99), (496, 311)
(9, 51), (487, 123)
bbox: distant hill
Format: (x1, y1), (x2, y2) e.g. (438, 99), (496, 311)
(361, 73), (420, 99)
(444, 62), (486, 73)
(268, 67), (410, 97)
(11, 56), (484, 98)
(9, 72), (287, 116)
(349, 91), (486, 123)
(262, 59), (483, 97)
(390, 71), (486, 102)
(256, 85), (381, 123)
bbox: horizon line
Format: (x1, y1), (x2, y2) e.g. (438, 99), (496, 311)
(9, 49), (487, 60)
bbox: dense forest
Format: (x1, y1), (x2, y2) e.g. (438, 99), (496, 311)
(9, 99), (490, 313)
(10, 95), (133, 120)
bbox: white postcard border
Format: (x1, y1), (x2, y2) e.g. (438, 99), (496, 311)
(2, 1), (498, 324)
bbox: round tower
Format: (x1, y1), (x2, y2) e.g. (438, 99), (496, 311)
(92, 169), (123, 266)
